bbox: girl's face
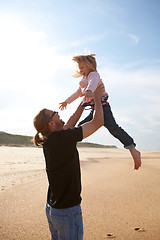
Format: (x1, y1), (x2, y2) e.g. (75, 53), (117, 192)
(78, 61), (91, 77)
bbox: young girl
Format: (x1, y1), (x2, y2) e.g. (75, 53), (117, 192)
(59, 53), (141, 169)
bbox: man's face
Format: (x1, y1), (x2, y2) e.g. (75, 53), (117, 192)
(47, 110), (65, 130)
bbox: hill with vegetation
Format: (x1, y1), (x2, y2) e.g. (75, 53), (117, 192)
(77, 142), (117, 148)
(0, 132), (34, 147)
(0, 131), (117, 148)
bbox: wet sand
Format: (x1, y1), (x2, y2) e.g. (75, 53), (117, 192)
(0, 146), (160, 240)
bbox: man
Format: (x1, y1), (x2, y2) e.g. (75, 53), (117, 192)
(33, 84), (105, 240)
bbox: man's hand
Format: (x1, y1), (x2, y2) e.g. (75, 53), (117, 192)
(84, 90), (93, 102)
(59, 102), (67, 110)
(94, 84), (105, 100)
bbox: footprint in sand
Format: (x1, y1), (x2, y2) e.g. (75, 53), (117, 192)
(106, 233), (115, 238)
(1, 186), (5, 191)
(134, 227), (145, 232)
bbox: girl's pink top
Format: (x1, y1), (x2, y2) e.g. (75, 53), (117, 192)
(65, 71), (108, 104)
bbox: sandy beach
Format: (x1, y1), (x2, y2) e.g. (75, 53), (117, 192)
(0, 146), (160, 240)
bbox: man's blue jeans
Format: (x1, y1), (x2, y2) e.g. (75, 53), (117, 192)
(46, 203), (83, 240)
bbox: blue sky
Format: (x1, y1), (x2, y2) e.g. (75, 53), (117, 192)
(0, 0), (160, 150)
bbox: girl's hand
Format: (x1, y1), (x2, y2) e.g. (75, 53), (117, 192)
(84, 90), (93, 102)
(59, 102), (67, 110)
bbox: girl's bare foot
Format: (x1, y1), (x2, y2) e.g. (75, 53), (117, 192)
(129, 148), (141, 170)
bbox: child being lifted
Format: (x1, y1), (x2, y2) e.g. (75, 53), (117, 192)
(59, 53), (141, 170)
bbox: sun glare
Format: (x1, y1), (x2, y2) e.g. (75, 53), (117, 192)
(0, 15), (71, 92)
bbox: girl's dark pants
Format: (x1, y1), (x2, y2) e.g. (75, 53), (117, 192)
(78, 103), (136, 149)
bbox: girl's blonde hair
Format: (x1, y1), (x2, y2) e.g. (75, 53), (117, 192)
(33, 108), (52, 146)
(72, 53), (97, 78)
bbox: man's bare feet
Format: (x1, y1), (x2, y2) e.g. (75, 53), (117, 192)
(129, 148), (141, 170)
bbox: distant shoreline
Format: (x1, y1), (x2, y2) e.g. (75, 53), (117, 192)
(0, 131), (117, 148)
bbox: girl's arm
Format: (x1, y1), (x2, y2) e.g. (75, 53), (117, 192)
(59, 87), (82, 110)
(86, 72), (101, 92)
(63, 83), (105, 130)
(65, 87), (82, 104)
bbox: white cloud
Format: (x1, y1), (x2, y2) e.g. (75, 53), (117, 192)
(0, 16), (74, 89)
(129, 34), (140, 44)
(0, 16), (75, 107)
(58, 32), (107, 51)
(101, 65), (160, 90)
(100, 64), (160, 137)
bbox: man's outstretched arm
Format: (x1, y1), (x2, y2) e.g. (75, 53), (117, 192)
(63, 103), (84, 130)
(82, 84), (104, 139)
